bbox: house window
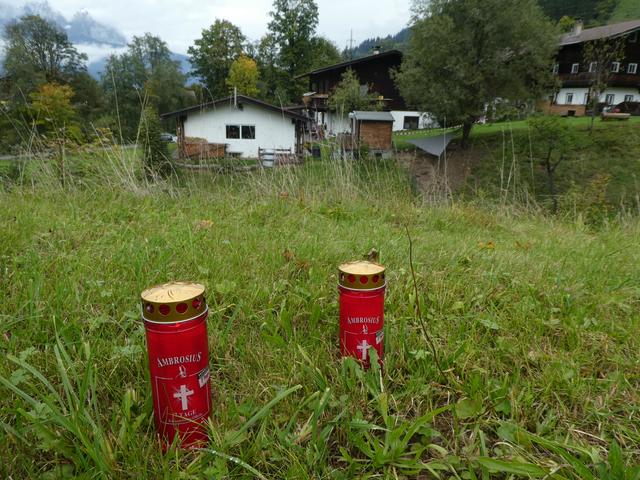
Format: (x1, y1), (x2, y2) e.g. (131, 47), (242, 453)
(625, 94), (634, 102)
(583, 93), (590, 105)
(589, 62), (597, 73)
(553, 63), (559, 75)
(241, 125), (255, 139)
(571, 63), (579, 74)
(605, 94), (615, 105)
(628, 63), (638, 74)
(565, 93), (574, 104)
(227, 125), (256, 139)
(226, 125), (240, 139)
(611, 62), (620, 73)
(403, 116), (419, 130)
(629, 31), (638, 43)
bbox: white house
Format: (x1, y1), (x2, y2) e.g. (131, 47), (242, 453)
(161, 95), (308, 159)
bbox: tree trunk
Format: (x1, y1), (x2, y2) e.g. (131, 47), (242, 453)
(461, 119), (473, 149)
(545, 158), (557, 214)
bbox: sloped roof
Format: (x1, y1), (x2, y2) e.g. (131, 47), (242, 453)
(407, 133), (456, 158)
(352, 111), (394, 122)
(560, 19), (640, 46)
(161, 95), (308, 121)
(298, 50), (403, 78)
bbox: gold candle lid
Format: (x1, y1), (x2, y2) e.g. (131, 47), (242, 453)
(141, 281), (206, 323)
(338, 261), (386, 290)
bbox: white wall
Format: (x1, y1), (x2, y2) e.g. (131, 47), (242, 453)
(316, 110), (440, 133)
(183, 102), (297, 158)
(556, 87), (638, 105)
(315, 111), (351, 135)
(390, 111), (439, 131)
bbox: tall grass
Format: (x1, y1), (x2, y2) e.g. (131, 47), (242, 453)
(1, 133), (640, 477)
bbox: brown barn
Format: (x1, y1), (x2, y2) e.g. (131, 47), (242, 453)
(352, 111), (394, 158)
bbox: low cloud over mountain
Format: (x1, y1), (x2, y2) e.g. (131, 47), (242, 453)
(0, 2), (193, 78)
(0, 1), (127, 47)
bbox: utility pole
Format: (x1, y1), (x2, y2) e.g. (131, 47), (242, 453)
(349, 29), (354, 59)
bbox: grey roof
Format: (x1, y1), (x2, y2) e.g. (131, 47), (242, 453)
(297, 50), (403, 78)
(352, 111), (395, 122)
(560, 19), (640, 46)
(161, 95), (309, 121)
(407, 133), (456, 158)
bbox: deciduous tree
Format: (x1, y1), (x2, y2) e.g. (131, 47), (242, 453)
(329, 69), (381, 115)
(255, 34), (289, 104)
(226, 55), (260, 97)
(102, 34), (188, 141)
(309, 37), (342, 71)
(583, 37), (626, 132)
(29, 82), (82, 186)
(188, 20), (246, 99)
(528, 115), (574, 213)
(267, 0), (319, 102)
(2, 15), (87, 96)
(396, 0), (558, 148)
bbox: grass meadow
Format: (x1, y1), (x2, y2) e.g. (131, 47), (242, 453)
(1, 139), (640, 478)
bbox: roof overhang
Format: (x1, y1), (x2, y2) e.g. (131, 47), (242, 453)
(161, 95), (309, 121)
(351, 111), (395, 122)
(559, 20), (640, 46)
(296, 50), (403, 79)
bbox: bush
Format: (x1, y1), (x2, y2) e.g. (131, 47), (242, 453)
(140, 106), (171, 178)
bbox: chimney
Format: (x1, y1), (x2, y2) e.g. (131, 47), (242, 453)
(573, 20), (583, 36)
(373, 45), (381, 55)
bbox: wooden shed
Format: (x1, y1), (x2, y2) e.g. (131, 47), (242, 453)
(351, 111), (394, 157)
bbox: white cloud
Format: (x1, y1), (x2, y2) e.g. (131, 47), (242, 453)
(10, 0), (410, 54)
(75, 42), (126, 63)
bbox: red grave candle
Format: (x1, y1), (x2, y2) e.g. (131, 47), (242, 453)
(141, 282), (211, 450)
(338, 261), (386, 367)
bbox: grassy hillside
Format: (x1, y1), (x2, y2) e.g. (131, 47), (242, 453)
(396, 118), (640, 216)
(1, 157), (639, 477)
(611, 0), (640, 22)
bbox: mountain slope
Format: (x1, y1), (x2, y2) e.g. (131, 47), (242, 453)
(0, 1), (126, 47)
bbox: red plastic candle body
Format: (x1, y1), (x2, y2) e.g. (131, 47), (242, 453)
(141, 282), (211, 449)
(338, 261), (386, 367)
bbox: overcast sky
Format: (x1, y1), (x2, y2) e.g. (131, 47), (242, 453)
(14, 0), (411, 54)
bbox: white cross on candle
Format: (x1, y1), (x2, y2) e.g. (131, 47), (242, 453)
(173, 384), (194, 411)
(357, 339), (370, 360)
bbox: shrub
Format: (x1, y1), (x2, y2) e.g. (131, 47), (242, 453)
(140, 106), (171, 178)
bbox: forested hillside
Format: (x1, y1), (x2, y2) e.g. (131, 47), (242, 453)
(349, 0), (640, 58)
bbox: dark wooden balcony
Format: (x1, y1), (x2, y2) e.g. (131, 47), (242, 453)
(559, 72), (640, 88)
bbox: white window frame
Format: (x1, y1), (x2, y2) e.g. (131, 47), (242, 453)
(589, 62), (597, 73)
(565, 93), (574, 104)
(225, 125), (256, 140)
(605, 94), (615, 105)
(624, 94), (634, 102)
(571, 63), (579, 74)
(553, 63), (559, 75)
(611, 62), (620, 73)
(628, 63), (638, 74)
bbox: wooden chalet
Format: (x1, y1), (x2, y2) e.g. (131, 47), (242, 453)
(299, 49), (431, 133)
(549, 19), (640, 116)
